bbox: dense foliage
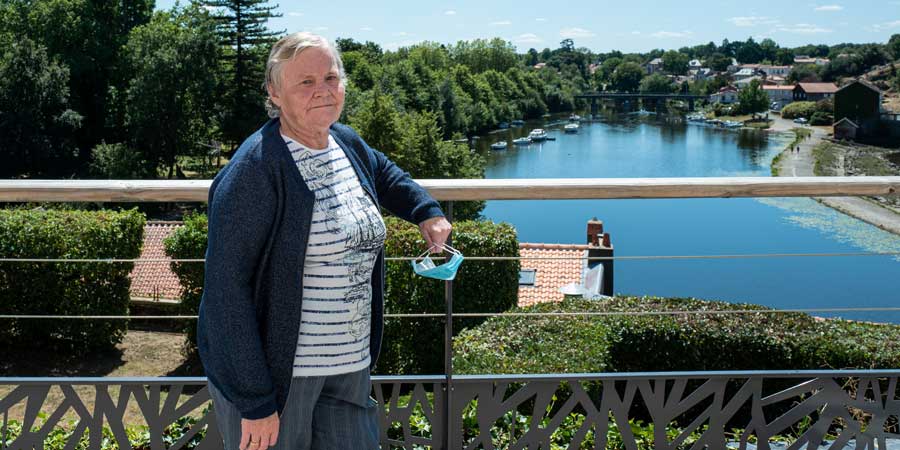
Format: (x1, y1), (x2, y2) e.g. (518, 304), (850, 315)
(454, 296), (900, 374)
(0, 208), (145, 352)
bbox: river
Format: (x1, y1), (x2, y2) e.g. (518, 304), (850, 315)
(475, 113), (900, 323)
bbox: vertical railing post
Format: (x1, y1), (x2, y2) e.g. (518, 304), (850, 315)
(443, 201), (454, 450)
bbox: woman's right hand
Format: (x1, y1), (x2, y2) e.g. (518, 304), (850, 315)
(240, 412), (279, 449)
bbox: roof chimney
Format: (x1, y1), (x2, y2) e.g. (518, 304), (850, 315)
(587, 218), (603, 246)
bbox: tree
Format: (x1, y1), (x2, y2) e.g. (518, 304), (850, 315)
(888, 34), (900, 61)
(662, 50), (689, 75)
(738, 79), (769, 117)
(775, 48), (795, 66)
(639, 73), (674, 93)
(736, 37), (764, 64)
(559, 38), (574, 52)
(0, 38), (82, 177)
(123, 6), (220, 178)
(706, 53), (732, 72)
(595, 57), (622, 89)
(2, 0), (153, 170)
(760, 38), (778, 62)
(610, 61), (644, 93)
(788, 64), (822, 83)
(202, 0), (282, 150)
(525, 48), (539, 66)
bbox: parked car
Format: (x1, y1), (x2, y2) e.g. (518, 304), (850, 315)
(793, 117), (808, 124)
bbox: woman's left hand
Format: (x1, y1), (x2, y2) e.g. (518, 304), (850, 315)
(418, 216), (452, 252)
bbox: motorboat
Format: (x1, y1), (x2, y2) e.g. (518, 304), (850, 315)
(512, 137), (531, 145)
(498, 122), (509, 129)
(490, 141), (508, 150)
(511, 119), (525, 126)
(564, 123), (579, 133)
(568, 114), (582, 122)
(528, 129), (548, 141)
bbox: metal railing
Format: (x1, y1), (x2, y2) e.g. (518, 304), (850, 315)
(1, 177), (900, 449)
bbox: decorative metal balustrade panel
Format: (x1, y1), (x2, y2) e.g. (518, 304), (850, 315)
(2, 373), (899, 450)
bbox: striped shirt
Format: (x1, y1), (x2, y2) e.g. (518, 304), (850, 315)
(285, 134), (386, 376)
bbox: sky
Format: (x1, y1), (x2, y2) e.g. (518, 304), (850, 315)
(156, 0), (900, 53)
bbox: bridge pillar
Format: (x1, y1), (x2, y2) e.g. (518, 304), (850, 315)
(688, 98), (695, 112)
(590, 99), (599, 117)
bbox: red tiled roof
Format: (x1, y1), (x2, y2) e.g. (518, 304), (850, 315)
(517, 243), (586, 307)
(127, 225), (592, 307)
(797, 82), (839, 94)
(763, 85), (795, 90)
(129, 222), (183, 300)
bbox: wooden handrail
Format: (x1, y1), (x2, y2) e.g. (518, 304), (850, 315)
(0, 177), (897, 202)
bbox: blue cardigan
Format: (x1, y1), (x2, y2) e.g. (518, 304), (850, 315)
(198, 119), (444, 420)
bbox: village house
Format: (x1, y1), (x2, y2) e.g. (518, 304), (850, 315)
(794, 56), (830, 66)
(709, 86), (738, 104)
(763, 85), (796, 110)
(688, 59), (703, 69)
(689, 68), (714, 81)
(832, 78), (900, 140)
(644, 57), (664, 74)
(793, 82), (839, 102)
(758, 65), (792, 77)
(735, 75), (765, 90)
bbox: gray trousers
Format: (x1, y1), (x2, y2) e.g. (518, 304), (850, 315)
(208, 369), (380, 450)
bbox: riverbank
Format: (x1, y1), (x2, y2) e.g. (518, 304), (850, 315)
(771, 115), (900, 236)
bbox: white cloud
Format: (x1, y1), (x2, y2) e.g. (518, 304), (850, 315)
(559, 27), (595, 38)
(287, 11), (303, 17)
(650, 30), (693, 38)
(394, 31), (410, 36)
(869, 19), (900, 31)
(314, 26), (328, 31)
(776, 23), (832, 33)
(814, 4), (843, 11)
(490, 20), (512, 26)
(631, 31), (641, 35)
(360, 26), (373, 31)
(727, 16), (779, 27)
(535, 18), (548, 22)
(444, 10), (456, 15)
(514, 33), (543, 44)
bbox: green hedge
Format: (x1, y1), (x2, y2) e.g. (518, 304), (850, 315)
(165, 215), (520, 374)
(162, 213), (207, 351)
(0, 208), (145, 352)
(781, 101), (817, 119)
(381, 216), (519, 374)
(454, 296), (900, 374)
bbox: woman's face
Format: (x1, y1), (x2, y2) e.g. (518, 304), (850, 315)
(269, 47), (345, 134)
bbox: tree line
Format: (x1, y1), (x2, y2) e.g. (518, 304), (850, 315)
(2, 0), (898, 182)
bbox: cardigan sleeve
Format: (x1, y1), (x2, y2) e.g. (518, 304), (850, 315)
(334, 125), (445, 224)
(198, 160), (278, 420)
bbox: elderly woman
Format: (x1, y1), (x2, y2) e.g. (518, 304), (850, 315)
(198, 32), (451, 450)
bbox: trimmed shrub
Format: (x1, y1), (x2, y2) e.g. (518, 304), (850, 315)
(454, 296), (900, 374)
(165, 215), (520, 375)
(381, 216), (519, 375)
(781, 101), (817, 119)
(810, 110), (834, 125)
(0, 208), (145, 352)
(163, 213), (207, 352)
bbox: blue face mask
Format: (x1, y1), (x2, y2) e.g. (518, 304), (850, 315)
(411, 244), (464, 281)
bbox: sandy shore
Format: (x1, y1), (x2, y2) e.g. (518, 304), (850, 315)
(770, 116), (900, 236)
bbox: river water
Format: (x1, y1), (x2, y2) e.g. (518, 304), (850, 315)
(475, 114), (900, 323)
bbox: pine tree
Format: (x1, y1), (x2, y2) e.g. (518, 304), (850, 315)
(202, 0), (283, 150)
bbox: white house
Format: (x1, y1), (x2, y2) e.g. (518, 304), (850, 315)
(689, 59), (703, 69)
(763, 85), (796, 109)
(709, 86), (739, 104)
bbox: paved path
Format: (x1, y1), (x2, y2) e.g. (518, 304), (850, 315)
(771, 116), (900, 236)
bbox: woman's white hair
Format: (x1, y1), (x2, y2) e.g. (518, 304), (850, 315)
(264, 32), (346, 118)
